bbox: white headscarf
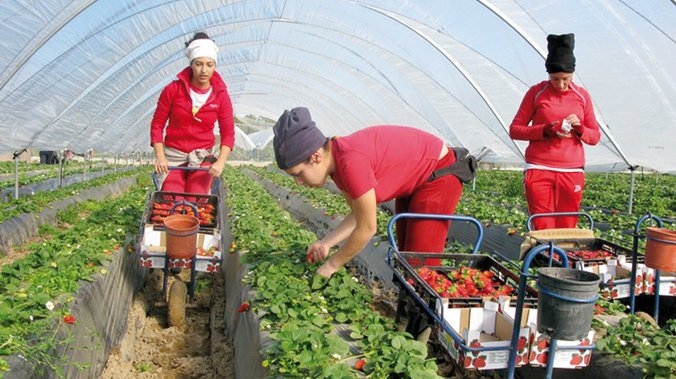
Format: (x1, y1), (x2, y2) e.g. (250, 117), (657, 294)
(186, 38), (218, 64)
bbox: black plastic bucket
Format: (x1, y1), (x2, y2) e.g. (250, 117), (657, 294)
(537, 267), (601, 340)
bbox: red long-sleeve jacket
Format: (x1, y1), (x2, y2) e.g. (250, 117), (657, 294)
(150, 67), (235, 153)
(509, 80), (601, 169)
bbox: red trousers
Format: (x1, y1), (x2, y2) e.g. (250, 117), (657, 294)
(524, 169), (585, 230)
(161, 161), (213, 196)
(395, 151), (463, 266)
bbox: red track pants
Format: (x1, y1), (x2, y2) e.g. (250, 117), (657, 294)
(524, 169), (585, 230)
(161, 161), (213, 196)
(395, 151), (463, 266)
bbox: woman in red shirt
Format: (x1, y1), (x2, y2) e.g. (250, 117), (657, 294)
(509, 33), (601, 230)
(150, 32), (235, 195)
(272, 107), (468, 278)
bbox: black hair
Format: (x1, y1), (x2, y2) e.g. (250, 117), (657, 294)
(185, 32), (212, 47)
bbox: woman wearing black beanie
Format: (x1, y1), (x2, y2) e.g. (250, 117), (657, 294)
(509, 33), (601, 230)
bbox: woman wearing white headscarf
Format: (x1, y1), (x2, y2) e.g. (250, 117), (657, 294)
(150, 32), (235, 194)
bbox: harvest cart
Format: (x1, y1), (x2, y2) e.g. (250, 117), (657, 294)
(521, 212), (644, 300)
(137, 166), (224, 328)
(386, 213), (538, 374)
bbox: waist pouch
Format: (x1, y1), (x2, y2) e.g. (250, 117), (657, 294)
(427, 147), (478, 184)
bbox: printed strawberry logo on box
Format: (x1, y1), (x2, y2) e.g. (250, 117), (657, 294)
(436, 298), (531, 370)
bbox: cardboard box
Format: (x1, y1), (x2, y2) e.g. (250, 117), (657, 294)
(643, 268), (676, 296)
(499, 297), (594, 369)
(436, 299), (531, 370)
(527, 327), (595, 368)
(584, 256), (644, 299)
(138, 225), (222, 272)
(499, 298), (594, 368)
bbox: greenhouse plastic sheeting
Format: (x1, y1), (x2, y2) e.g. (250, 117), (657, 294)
(1, 1), (675, 173)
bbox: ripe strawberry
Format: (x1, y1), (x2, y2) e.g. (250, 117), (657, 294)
(237, 301), (250, 313)
(63, 314), (76, 324)
(354, 358), (366, 371)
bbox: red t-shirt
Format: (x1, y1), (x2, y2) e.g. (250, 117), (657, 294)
(330, 125), (446, 202)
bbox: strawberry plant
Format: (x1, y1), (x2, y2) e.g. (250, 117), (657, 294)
(0, 166), (145, 223)
(596, 316), (676, 378)
(225, 166), (442, 378)
(0, 174), (148, 377)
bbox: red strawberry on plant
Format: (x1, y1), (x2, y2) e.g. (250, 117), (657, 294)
(354, 358), (366, 371)
(63, 314), (76, 324)
(237, 301), (250, 313)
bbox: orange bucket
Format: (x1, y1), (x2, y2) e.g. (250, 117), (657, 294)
(645, 227), (676, 272)
(164, 214), (199, 259)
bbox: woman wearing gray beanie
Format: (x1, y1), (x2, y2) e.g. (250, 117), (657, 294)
(273, 107), (473, 278)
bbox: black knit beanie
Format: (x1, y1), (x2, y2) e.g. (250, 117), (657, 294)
(273, 107), (327, 170)
(545, 33), (576, 73)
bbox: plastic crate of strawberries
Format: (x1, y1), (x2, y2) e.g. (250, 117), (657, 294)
(147, 191), (218, 229)
(389, 250), (538, 309)
(532, 237), (641, 268)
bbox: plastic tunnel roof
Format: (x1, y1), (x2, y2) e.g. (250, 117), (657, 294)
(1, 1), (675, 173)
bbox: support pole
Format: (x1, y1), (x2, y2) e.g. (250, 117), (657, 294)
(12, 148), (27, 200)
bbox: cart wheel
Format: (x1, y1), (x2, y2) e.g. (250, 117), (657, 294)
(168, 280), (187, 330)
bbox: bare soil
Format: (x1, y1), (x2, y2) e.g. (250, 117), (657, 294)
(99, 269), (234, 379)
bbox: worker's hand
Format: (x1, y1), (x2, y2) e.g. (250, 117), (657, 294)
(565, 114), (582, 135)
(154, 157), (169, 174)
(317, 257), (340, 278)
(543, 121), (560, 138)
(306, 242), (330, 264)
(208, 160), (225, 178)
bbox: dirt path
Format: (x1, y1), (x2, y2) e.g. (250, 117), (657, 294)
(99, 269), (234, 379)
